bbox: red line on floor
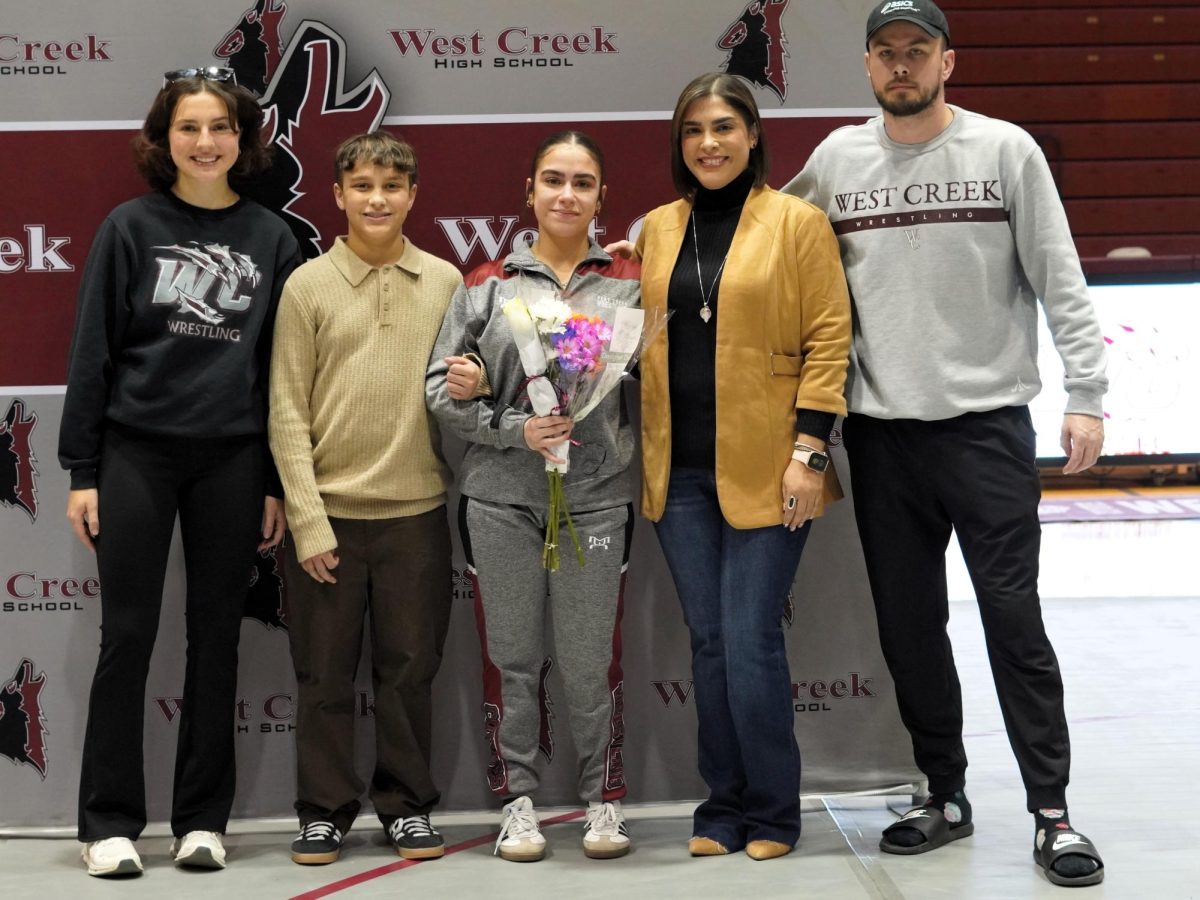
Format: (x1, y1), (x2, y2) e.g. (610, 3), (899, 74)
(288, 809), (587, 900)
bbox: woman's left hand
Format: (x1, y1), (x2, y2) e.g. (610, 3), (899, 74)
(259, 496), (286, 550)
(781, 459), (823, 531)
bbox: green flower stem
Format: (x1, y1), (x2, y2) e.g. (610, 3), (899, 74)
(542, 469), (585, 571)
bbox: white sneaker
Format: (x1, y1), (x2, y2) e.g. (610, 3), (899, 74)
(583, 800), (631, 859)
(170, 830), (227, 869)
(82, 837), (143, 877)
(495, 796), (546, 862)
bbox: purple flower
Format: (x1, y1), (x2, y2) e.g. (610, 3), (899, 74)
(551, 314), (613, 373)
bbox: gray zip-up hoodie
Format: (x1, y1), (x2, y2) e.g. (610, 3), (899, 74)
(426, 241), (641, 510)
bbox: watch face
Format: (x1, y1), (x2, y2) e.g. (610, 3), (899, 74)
(808, 453), (829, 472)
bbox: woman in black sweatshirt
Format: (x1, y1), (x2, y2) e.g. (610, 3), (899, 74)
(58, 68), (300, 878)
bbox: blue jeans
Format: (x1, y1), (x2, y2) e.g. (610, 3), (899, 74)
(654, 468), (810, 848)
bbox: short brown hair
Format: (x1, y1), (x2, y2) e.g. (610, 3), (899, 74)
(132, 78), (272, 191)
(333, 131), (418, 186)
(669, 72), (769, 199)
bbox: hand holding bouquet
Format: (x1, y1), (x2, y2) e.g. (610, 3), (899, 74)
(503, 282), (670, 570)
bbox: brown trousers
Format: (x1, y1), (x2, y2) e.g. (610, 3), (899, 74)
(283, 507), (452, 832)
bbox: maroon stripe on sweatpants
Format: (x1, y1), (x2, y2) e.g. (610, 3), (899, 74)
(602, 565), (628, 800)
(470, 567), (509, 796)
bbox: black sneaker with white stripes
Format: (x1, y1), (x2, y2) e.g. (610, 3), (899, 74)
(290, 821), (343, 865)
(388, 814), (445, 860)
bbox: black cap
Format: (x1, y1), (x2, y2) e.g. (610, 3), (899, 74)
(866, 0), (951, 48)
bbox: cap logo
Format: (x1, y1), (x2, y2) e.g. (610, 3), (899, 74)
(881, 1), (919, 12)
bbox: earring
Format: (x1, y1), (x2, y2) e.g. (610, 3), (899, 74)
(526, 198), (533, 207)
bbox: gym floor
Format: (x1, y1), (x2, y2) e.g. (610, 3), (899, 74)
(3, 514), (1197, 899)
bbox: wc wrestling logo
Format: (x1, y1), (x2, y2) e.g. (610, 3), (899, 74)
(0, 658), (49, 779)
(151, 242), (262, 339)
(717, 0), (790, 101)
(245, 546), (287, 630)
(0, 398), (39, 523)
(214, 0), (390, 259)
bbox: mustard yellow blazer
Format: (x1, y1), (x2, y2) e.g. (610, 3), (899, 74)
(636, 185), (851, 527)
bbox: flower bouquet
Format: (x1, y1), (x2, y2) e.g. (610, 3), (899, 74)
(503, 282), (670, 570)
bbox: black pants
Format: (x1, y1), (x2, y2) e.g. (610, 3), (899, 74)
(78, 425), (264, 841)
(284, 509), (452, 834)
(844, 406), (1070, 811)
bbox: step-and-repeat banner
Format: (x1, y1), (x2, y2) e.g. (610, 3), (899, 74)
(0, 0), (920, 829)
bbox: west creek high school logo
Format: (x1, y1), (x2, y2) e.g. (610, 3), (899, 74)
(0, 658), (48, 779)
(718, 0), (790, 101)
(214, 2), (390, 259)
(0, 399), (39, 523)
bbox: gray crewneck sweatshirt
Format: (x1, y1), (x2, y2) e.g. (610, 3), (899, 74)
(784, 105), (1107, 421)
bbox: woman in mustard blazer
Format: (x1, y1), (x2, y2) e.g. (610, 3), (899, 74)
(635, 72), (851, 860)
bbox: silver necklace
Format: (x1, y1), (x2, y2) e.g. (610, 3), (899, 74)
(691, 211), (728, 324)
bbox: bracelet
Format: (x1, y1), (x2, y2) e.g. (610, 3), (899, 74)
(794, 442), (822, 453)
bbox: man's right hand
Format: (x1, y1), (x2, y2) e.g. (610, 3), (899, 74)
(301, 550), (340, 583)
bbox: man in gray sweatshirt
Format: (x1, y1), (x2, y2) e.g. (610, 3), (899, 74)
(785, 0), (1106, 887)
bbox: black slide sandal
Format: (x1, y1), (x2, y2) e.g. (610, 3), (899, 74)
(880, 806), (975, 855)
(1034, 827), (1105, 886)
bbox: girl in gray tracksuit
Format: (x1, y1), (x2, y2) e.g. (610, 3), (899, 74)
(425, 131), (640, 862)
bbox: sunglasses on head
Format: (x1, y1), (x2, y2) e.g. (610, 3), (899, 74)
(163, 66), (237, 87)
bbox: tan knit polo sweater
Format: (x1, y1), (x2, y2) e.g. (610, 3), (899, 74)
(269, 237), (463, 561)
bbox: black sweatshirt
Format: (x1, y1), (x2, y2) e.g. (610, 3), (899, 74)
(58, 191), (301, 490)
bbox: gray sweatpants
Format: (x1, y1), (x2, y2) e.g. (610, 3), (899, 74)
(459, 496), (631, 803)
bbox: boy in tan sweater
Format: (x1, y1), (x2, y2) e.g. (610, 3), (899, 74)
(269, 132), (464, 865)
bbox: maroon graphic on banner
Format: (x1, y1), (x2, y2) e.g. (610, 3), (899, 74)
(0, 32), (112, 77)
(651, 673), (877, 713)
(651, 680), (694, 707)
(214, 0), (287, 98)
(214, 4), (389, 259)
(0, 658), (48, 779)
(0, 399), (39, 523)
(718, 0), (790, 101)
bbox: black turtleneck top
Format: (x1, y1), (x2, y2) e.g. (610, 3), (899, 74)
(665, 170), (836, 470)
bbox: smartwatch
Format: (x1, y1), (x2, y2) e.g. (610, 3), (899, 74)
(792, 443), (829, 473)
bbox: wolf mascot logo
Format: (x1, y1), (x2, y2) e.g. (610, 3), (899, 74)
(214, 3), (391, 258)
(718, 0), (790, 101)
(0, 399), (39, 523)
(214, 0), (287, 98)
(0, 659), (49, 779)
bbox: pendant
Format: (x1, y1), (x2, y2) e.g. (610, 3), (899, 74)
(699, 305), (712, 323)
